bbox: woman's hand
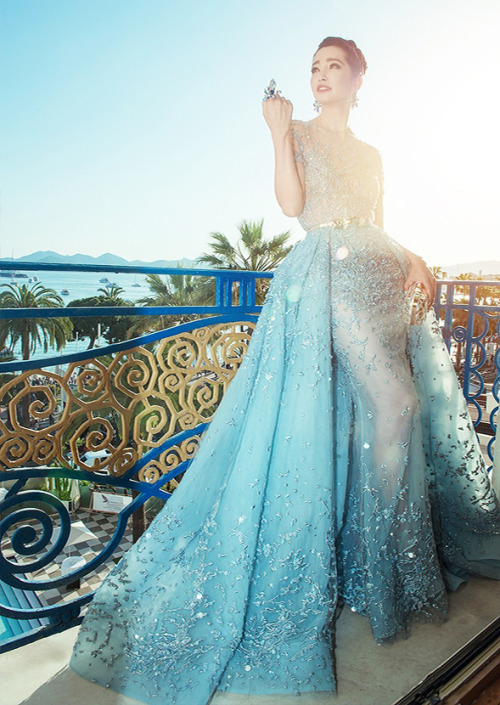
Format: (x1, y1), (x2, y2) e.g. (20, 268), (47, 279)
(404, 257), (436, 303)
(262, 94), (293, 140)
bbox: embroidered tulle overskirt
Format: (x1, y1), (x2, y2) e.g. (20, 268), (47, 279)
(69, 221), (500, 705)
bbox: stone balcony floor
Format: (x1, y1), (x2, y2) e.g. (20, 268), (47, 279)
(2, 576), (499, 705)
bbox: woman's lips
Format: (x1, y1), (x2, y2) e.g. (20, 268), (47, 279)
(317, 86), (331, 91)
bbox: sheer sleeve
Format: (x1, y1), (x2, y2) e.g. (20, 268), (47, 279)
(289, 121), (305, 163)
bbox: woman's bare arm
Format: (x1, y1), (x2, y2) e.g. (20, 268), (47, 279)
(401, 248), (437, 302)
(262, 96), (305, 216)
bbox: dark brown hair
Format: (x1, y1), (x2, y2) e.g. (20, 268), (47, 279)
(314, 37), (367, 76)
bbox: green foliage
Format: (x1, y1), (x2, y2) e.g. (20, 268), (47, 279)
(68, 291), (139, 348)
(98, 283), (125, 299)
(0, 282), (73, 360)
(67, 295), (104, 348)
(0, 350), (16, 400)
(41, 475), (74, 500)
(198, 217), (293, 303)
(198, 218), (293, 271)
(430, 266), (447, 279)
(127, 269), (209, 337)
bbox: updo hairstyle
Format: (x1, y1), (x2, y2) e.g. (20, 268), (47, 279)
(314, 37), (367, 77)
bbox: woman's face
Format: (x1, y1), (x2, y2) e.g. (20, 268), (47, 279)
(310, 45), (360, 105)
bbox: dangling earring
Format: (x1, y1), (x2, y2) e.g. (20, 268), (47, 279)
(350, 93), (359, 108)
(313, 99), (321, 113)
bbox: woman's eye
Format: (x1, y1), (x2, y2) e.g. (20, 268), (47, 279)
(311, 64), (341, 73)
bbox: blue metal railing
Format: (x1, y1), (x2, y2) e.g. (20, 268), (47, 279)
(0, 263), (499, 653)
(0, 262), (272, 652)
(0, 261), (267, 318)
(434, 279), (500, 464)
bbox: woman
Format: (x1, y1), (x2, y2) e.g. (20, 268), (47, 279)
(69, 37), (500, 705)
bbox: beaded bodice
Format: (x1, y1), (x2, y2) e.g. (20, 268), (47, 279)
(290, 120), (384, 231)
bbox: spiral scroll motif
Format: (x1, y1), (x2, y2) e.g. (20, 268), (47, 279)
(0, 490), (73, 590)
(450, 311), (498, 433)
(0, 323), (255, 479)
(138, 435), (204, 486)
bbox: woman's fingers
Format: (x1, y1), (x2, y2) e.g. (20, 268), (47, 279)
(266, 94), (290, 103)
(404, 276), (436, 303)
(422, 272), (437, 302)
(404, 258), (436, 303)
(262, 95), (293, 134)
(262, 96), (292, 115)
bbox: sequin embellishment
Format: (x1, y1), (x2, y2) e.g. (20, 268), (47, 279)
(69, 118), (500, 705)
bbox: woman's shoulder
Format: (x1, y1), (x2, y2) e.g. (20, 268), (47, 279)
(290, 119), (308, 134)
(289, 121), (382, 168)
(352, 133), (381, 155)
(352, 134), (383, 166)
(289, 121), (312, 152)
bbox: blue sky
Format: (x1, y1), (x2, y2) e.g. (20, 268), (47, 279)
(1, 0), (499, 268)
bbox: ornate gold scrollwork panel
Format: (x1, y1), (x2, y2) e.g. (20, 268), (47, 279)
(0, 322), (256, 479)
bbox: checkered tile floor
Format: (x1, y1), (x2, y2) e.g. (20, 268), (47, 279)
(1, 507), (136, 613)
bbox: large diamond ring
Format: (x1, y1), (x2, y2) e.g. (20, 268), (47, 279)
(263, 79), (282, 101)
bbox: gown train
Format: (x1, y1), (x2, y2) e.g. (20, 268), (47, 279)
(69, 220), (500, 705)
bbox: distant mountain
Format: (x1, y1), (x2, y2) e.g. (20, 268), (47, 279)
(129, 258), (199, 268)
(0, 251), (203, 268)
(3, 252), (499, 277)
(443, 260), (500, 277)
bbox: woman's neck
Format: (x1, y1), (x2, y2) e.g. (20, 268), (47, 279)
(311, 103), (350, 137)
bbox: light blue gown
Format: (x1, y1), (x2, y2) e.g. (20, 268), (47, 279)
(69, 120), (500, 704)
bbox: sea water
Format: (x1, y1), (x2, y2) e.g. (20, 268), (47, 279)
(0, 270), (167, 364)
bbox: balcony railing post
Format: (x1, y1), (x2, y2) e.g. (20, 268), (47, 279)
(443, 281), (455, 352)
(463, 283), (477, 400)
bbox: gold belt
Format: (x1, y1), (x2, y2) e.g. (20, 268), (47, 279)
(311, 216), (372, 230)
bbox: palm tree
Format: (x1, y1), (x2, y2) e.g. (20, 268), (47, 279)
(197, 218), (294, 303)
(0, 282), (73, 428)
(0, 350), (16, 404)
(430, 266), (447, 279)
(0, 282), (72, 360)
(455, 271), (476, 296)
(127, 271), (205, 337)
(68, 289), (135, 349)
(98, 283), (125, 300)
